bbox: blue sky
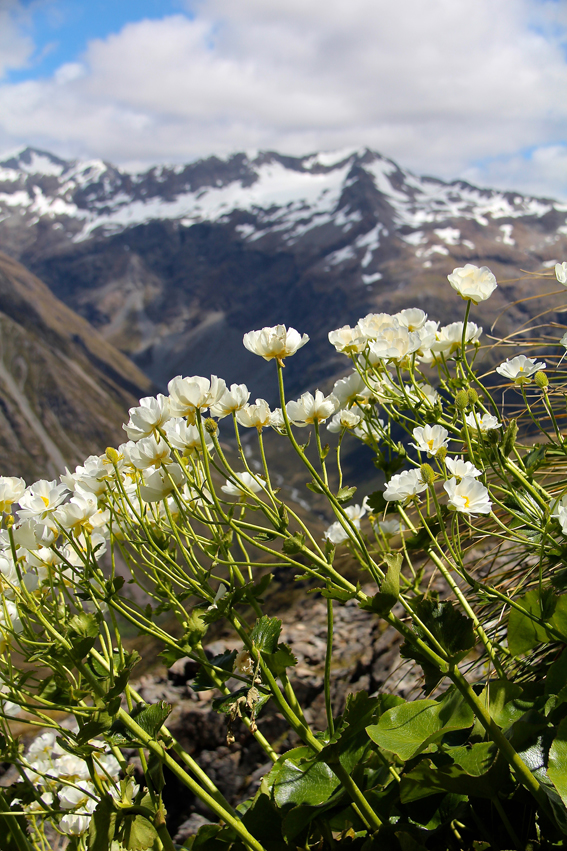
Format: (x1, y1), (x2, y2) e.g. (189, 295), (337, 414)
(6, 0), (190, 82)
(1, 0), (567, 199)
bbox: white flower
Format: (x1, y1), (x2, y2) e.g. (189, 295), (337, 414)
(61, 455), (110, 496)
(59, 781), (97, 812)
(168, 375), (226, 421)
(54, 492), (98, 532)
(495, 355), (546, 383)
(332, 372), (373, 408)
(552, 496), (567, 534)
(447, 264), (497, 303)
(243, 325), (309, 361)
(164, 419), (213, 454)
(444, 476), (492, 514)
(0, 477), (25, 513)
(556, 262), (567, 285)
(221, 472), (266, 501)
(0, 600), (23, 639)
(368, 327), (422, 363)
(18, 480), (68, 520)
(445, 457), (482, 479)
(236, 399), (274, 430)
(210, 384), (250, 418)
(431, 321), (482, 358)
(394, 308), (428, 331)
(123, 394), (171, 441)
(357, 313), (395, 340)
(561, 331), (567, 348)
(327, 409), (362, 433)
(128, 435), (171, 469)
(59, 814), (91, 836)
(410, 425), (449, 457)
(234, 650), (255, 676)
(324, 504), (367, 544)
(383, 469), (427, 502)
(464, 413), (502, 434)
(376, 519), (406, 538)
(0, 555), (19, 597)
(328, 325), (367, 353)
(139, 464), (185, 503)
(286, 391), (339, 426)
(352, 417), (386, 444)
(404, 382), (439, 408)
(0, 683), (21, 717)
(269, 408), (286, 430)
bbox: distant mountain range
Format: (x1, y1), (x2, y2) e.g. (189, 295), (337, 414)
(1, 145), (566, 406)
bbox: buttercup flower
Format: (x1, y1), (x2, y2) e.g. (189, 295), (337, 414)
(431, 321), (482, 358)
(495, 355), (546, 383)
(357, 313), (395, 340)
(139, 464), (185, 503)
(221, 472), (266, 501)
(54, 492), (98, 532)
(465, 413), (502, 434)
(328, 325), (367, 354)
(18, 480), (68, 520)
(168, 375), (226, 421)
(123, 394), (171, 441)
(287, 391), (339, 426)
(0, 477), (25, 513)
(556, 262), (567, 285)
(332, 372), (373, 408)
(324, 504), (367, 544)
(243, 325), (309, 361)
(411, 425), (449, 457)
(210, 384), (250, 418)
(445, 457), (482, 479)
(376, 518), (406, 538)
(447, 264), (497, 303)
(444, 476), (492, 514)
(368, 327), (422, 363)
(383, 469), (426, 502)
(236, 399), (274, 430)
(164, 419), (213, 454)
(395, 308), (428, 331)
(552, 496), (567, 534)
(327, 409), (362, 432)
(128, 435), (171, 469)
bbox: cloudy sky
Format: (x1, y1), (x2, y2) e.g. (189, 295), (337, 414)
(1, 0), (567, 198)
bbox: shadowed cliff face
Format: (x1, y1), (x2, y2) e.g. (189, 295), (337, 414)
(0, 251), (152, 481)
(1, 146), (567, 402)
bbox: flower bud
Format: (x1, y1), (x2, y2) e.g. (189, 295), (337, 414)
(106, 447), (120, 465)
(467, 388), (479, 405)
(436, 445), (448, 463)
(204, 418), (218, 434)
(534, 371), (548, 389)
(420, 463), (436, 485)
(455, 390), (469, 411)
(500, 418), (518, 457)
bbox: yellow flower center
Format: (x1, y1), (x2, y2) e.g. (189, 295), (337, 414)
(41, 496), (50, 507)
(463, 496), (471, 508)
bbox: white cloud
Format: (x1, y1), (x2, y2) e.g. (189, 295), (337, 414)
(0, 1), (34, 79)
(1, 0), (567, 197)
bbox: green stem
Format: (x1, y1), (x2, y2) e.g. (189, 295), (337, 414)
(0, 790), (33, 851)
(325, 597), (335, 735)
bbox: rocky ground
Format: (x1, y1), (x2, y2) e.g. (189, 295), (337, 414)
(131, 585), (422, 843)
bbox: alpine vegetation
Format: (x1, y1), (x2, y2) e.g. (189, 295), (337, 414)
(2, 263), (567, 848)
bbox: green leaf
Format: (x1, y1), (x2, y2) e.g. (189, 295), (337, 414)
(250, 616), (282, 653)
(77, 711), (114, 744)
(550, 594), (567, 642)
(546, 650), (567, 696)
(254, 530), (279, 542)
(264, 643), (297, 675)
(448, 742), (498, 776)
(366, 689), (474, 761)
(507, 588), (554, 656)
(118, 814), (158, 851)
(405, 595), (475, 659)
(306, 481), (324, 495)
(191, 650), (237, 692)
(282, 533), (305, 554)
(359, 553), (401, 615)
(548, 717), (567, 807)
(471, 679), (523, 734)
(147, 752), (165, 794)
(69, 612), (100, 638)
(318, 691), (380, 774)
(320, 586), (357, 603)
(524, 443), (546, 473)
(399, 751), (506, 803)
(336, 486), (357, 504)
(88, 796), (116, 851)
(269, 747), (340, 809)
(365, 490), (388, 513)
(109, 701), (171, 746)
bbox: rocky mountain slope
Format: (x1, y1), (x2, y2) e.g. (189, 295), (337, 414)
(1, 146), (567, 398)
(0, 251), (151, 480)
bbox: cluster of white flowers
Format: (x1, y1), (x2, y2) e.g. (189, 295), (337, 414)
(18, 728), (125, 837)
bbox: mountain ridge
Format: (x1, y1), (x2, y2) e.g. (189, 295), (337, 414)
(1, 145), (566, 399)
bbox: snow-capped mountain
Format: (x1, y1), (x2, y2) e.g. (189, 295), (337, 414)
(1, 145), (566, 396)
